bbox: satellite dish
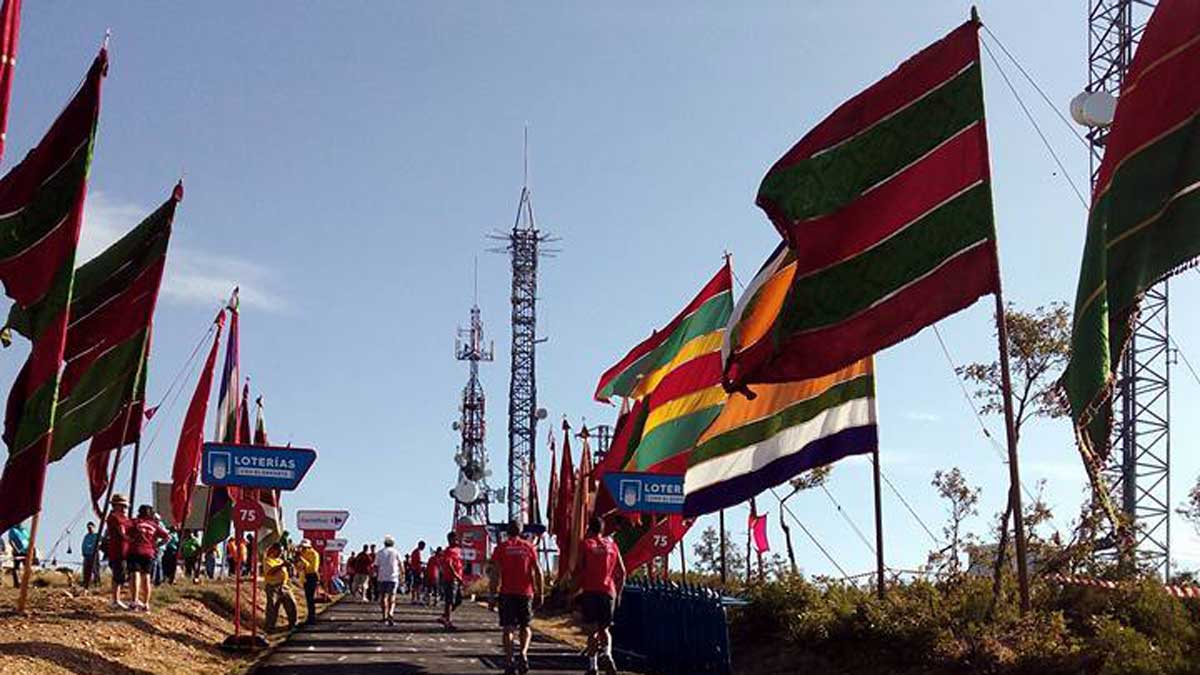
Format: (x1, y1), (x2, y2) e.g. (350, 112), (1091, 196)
(535, 408), (548, 420)
(452, 479), (479, 503)
(1070, 90), (1117, 128)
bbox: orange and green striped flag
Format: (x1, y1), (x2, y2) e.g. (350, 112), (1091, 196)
(593, 262), (732, 475)
(1064, 0), (1200, 459)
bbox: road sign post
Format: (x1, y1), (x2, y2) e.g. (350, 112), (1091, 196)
(205, 443), (317, 652)
(601, 472), (685, 514)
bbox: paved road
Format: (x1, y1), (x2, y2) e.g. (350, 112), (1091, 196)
(255, 597), (588, 674)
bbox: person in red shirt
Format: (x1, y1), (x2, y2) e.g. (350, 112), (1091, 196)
(408, 540), (425, 604)
(425, 547), (442, 606)
(488, 520), (544, 675)
(438, 531), (464, 629)
(576, 516), (626, 675)
(104, 494), (132, 610)
(127, 505), (169, 612)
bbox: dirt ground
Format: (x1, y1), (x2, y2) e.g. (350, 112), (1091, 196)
(0, 571), (308, 675)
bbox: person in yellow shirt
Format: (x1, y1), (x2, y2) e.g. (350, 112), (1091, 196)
(297, 539), (321, 624)
(262, 542), (297, 631)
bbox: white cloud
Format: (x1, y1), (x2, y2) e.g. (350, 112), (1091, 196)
(79, 191), (288, 313)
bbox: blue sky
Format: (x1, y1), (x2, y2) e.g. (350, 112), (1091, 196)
(7, 2), (1200, 579)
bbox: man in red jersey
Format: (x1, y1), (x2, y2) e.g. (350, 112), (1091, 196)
(408, 540), (425, 604)
(488, 520), (544, 675)
(438, 531), (464, 629)
(576, 516), (625, 675)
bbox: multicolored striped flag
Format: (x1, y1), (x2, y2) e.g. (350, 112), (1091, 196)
(594, 263), (733, 475)
(0, 49), (106, 532)
(0, 0), (21, 161)
(726, 19), (998, 388)
(252, 395), (283, 551)
(202, 291), (241, 548)
(686, 244), (878, 515)
(171, 312), (225, 527)
(1063, 0), (1200, 460)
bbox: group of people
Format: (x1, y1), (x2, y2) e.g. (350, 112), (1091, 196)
(343, 531), (466, 629)
(345, 517), (624, 675)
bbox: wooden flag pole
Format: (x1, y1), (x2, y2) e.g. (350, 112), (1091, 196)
(127, 438), (143, 506)
(718, 509), (727, 585)
(872, 446), (886, 598)
(993, 288), (1031, 613)
(16, 511), (40, 612)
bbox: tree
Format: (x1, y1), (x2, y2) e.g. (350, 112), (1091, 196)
(693, 525), (746, 578)
(956, 302), (1071, 604)
(1178, 478), (1200, 536)
(927, 467), (981, 576)
(775, 466), (832, 575)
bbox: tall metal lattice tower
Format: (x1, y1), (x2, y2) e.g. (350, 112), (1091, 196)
(490, 131), (557, 525)
(452, 300), (495, 526)
(1085, 0), (1170, 578)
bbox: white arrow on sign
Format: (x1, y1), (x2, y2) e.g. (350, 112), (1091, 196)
(296, 509), (351, 531)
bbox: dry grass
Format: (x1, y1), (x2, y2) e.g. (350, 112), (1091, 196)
(0, 572), (315, 675)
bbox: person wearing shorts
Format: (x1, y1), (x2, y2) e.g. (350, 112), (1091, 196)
(408, 541), (425, 604)
(489, 520), (543, 675)
(374, 536), (402, 625)
(438, 532), (464, 629)
(127, 505), (169, 612)
(104, 494), (132, 610)
(576, 516), (626, 675)
(425, 547), (442, 606)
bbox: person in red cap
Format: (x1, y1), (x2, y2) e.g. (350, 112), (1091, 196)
(488, 520), (544, 675)
(576, 516), (625, 675)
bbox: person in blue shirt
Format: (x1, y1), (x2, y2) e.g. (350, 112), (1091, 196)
(7, 524), (30, 587)
(81, 522), (99, 587)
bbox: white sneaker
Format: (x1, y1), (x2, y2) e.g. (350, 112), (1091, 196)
(111, 600), (129, 610)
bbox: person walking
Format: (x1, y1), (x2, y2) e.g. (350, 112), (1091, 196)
(162, 530), (179, 585)
(262, 542), (298, 632)
(104, 494), (132, 609)
(425, 546), (442, 607)
(203, 546), (217, 580)
(366, 544), (378, 602)
(408, 541), (425, 604)
(576, 516), (626, 675)
(438, 532), (464, 630)
(81, 523), (99, 588)
(489, 521), (544, 675)
(127, 505), (169, 611)
(351, 545), (370, 601)
(375, 536), (402, 626)
(298, 539), (321, 624)
(180, 531), (201, 583)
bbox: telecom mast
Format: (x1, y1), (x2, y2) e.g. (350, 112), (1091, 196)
(451, 295), (495, 526)
(490, 130), (556, 525)
(1078, 0), (1169, 578)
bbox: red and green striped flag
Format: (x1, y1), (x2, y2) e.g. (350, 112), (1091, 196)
(726, 19), (998, 388)
(594, 263), (733, 475)
(1064, 1), (1200, 459)
(4, 185), (180, 512)
(0, 49), (106, 532)
(0, 0), (22, 161)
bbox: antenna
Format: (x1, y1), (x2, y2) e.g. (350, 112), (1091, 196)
(523, 124), (529, 189)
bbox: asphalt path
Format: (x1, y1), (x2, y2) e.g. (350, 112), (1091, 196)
(254, 596), (589, 674)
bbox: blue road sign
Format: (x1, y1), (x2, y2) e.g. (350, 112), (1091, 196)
(602, 472), (684, 514)
(201, 443), (317, 491)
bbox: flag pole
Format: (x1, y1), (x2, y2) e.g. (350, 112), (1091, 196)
(16, 510), (40, 612)
(994, 288), (1030, 613)
(719, 509), (727, 585)
(872, 446), (885, 598)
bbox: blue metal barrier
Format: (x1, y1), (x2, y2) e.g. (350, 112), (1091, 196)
(611, 579), (733, 675)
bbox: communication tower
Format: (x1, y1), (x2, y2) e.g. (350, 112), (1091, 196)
(451, 297), (495, 526)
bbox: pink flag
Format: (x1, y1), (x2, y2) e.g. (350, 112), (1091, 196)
(750, 513), (770, 554)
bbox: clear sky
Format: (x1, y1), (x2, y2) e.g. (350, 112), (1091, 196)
(6, 1), (1200, 579)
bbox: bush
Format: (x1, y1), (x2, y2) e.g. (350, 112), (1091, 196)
(731, 574), (1200, 674)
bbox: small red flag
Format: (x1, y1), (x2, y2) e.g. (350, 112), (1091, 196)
(170, 311), (225, 527)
